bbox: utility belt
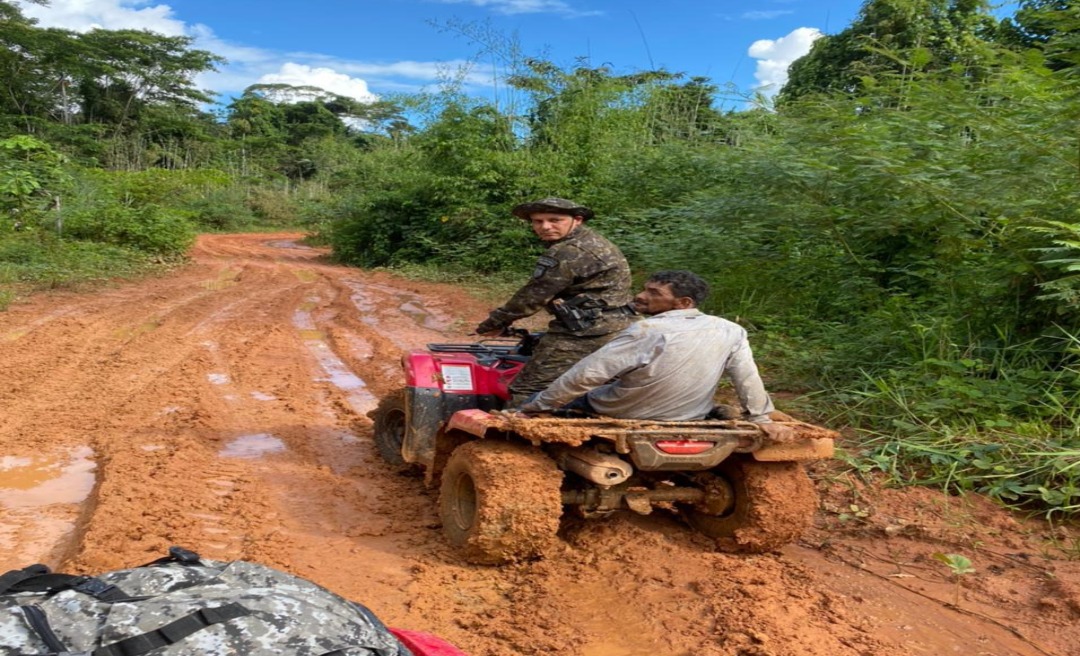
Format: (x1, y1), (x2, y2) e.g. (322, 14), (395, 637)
(550, 295), (636, 332)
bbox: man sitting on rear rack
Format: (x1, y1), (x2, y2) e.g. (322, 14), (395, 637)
(518, 270), (775, 423)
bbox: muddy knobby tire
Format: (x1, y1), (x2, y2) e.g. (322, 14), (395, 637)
(685, 456), (817, 553)
(439, 440), (564, 565)
(369, 388), (407, 466)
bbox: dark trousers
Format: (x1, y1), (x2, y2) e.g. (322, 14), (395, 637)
(508, 331), (617, 406)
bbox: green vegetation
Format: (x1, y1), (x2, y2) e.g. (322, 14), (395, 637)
(1, 0), (1078, 517)
(932, 552), (976, 605)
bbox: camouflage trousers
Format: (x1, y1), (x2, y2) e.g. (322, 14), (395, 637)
(508, 331), (618, 406)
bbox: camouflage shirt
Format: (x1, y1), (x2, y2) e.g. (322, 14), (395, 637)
(487, 226), (632, 336)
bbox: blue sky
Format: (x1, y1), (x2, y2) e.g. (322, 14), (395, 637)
(15, 0), (868, 111)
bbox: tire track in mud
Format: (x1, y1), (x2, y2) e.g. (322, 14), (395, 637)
(0, 261), (277, 438)
(0, 250), (339, 570)
(0, 262), (279, 568)
(168, 252), (459, 614)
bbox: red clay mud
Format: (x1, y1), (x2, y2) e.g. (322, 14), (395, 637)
(0, 233), (1076, 656)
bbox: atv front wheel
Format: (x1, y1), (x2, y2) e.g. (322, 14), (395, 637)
(370, 388), (407, 466)
(439, 440), (563, 564)
(684, 456), (817, 553)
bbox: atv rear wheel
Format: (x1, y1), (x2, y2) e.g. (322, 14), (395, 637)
(439, 440), (563, 565)
(684, 456), (817, 553)
(370, 388), (406, 466)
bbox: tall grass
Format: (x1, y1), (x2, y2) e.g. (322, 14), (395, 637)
(822, 331), (1080, 518)
(0, 233), (159, 297)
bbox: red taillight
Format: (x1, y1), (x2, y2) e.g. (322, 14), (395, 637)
(655, 440), (715, 455)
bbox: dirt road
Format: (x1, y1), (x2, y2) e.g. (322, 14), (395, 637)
(1, 233), (1078, 656)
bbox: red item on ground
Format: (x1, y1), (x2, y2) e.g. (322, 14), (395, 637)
(390, 628), (469, 656)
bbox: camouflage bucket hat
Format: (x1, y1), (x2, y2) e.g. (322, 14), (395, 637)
(511, 197), (595, 221)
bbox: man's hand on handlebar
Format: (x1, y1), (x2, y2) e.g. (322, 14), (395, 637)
(473, 317), (506, 336)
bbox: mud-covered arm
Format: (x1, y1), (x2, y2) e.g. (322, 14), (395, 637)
(520, 330), (654, 412)
(725, 335), (774, 423)
(483, 253), (578, 328)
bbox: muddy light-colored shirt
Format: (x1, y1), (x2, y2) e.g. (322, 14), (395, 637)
(521, 308), (774, 422)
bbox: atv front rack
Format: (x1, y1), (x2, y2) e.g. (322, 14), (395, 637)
(426, 340), (520, 357)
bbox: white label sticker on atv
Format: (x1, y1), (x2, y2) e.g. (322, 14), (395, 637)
(440, 364), (474, 391)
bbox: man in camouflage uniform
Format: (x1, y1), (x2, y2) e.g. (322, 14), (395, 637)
(475, 197), (634, 405)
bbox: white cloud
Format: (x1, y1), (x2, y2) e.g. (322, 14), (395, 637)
(15, 0), (188, 35)
(12, 0), (487, 103)
(748, 27), (822, 97)
(431, 0), (600, 17)
(316, 58), (492, 86)
(742, 10), (795, 20)
(256, 64), (378, 103)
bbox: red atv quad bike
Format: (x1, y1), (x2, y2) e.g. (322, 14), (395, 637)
(369, 330), (836, 565)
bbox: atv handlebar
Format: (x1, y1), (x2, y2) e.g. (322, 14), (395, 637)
(428, 327), (543, 359)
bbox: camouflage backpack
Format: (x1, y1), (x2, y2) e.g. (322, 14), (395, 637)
(0, 547), (413, 656)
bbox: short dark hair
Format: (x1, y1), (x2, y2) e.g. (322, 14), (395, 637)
(647, 270), (710, 306)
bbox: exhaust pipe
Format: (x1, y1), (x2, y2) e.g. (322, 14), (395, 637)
(557, 447), (633, 486)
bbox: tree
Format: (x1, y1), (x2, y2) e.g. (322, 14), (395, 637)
(0, 2), (225, 165)
(74, 29), (223, 131)
(415, 101), (514, 183)
(0, 135), (69, 231)
(642, 77), (724, 143)
(1027, 0), (1080, 74)
(1049, 14), (1080, 76)
(226, 84), (400, 178)
(282, 101), (345, 144)
(779, 0), (1000, 102)
(507, 58), (677, 146)
(227, 92), (287, 141)
(504, 58), (682, 187)
(997, 0), (1074, 50)
(0, 2), (86, 131)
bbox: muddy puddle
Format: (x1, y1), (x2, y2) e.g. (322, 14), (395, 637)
(344, 281), (453, 338)
(219, 433), (287, 459)
(0, 447), (96, 508)
(398, 299), (450, 331)
(293, 297), (378, 415)
(0, 446), (96, 569)
(265, 240), (311, 250)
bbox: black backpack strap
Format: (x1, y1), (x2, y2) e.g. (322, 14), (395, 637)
(0, 564), (51, 594)
(138, 546), (203, 568)
(4, 546), (200, 604)
(20, 604), (69, 653)
(92, 603), (250, 656)
(69, 576), (137, 603)
(3, 573), (135, 603)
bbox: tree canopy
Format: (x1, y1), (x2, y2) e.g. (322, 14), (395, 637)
(779, 0), (999, 102)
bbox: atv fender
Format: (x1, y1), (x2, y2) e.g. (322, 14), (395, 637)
(445, 408), (504, 438)
(401, 387), (445, 469)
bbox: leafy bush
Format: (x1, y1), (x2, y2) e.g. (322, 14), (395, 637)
(80, 168), (232, 206)
(182, 186), (257, 231)
(64, 202), (195, 256)
(0, 232), (154, 289)
(244, 185), (302, 226)
(327, 186), (443, 268)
